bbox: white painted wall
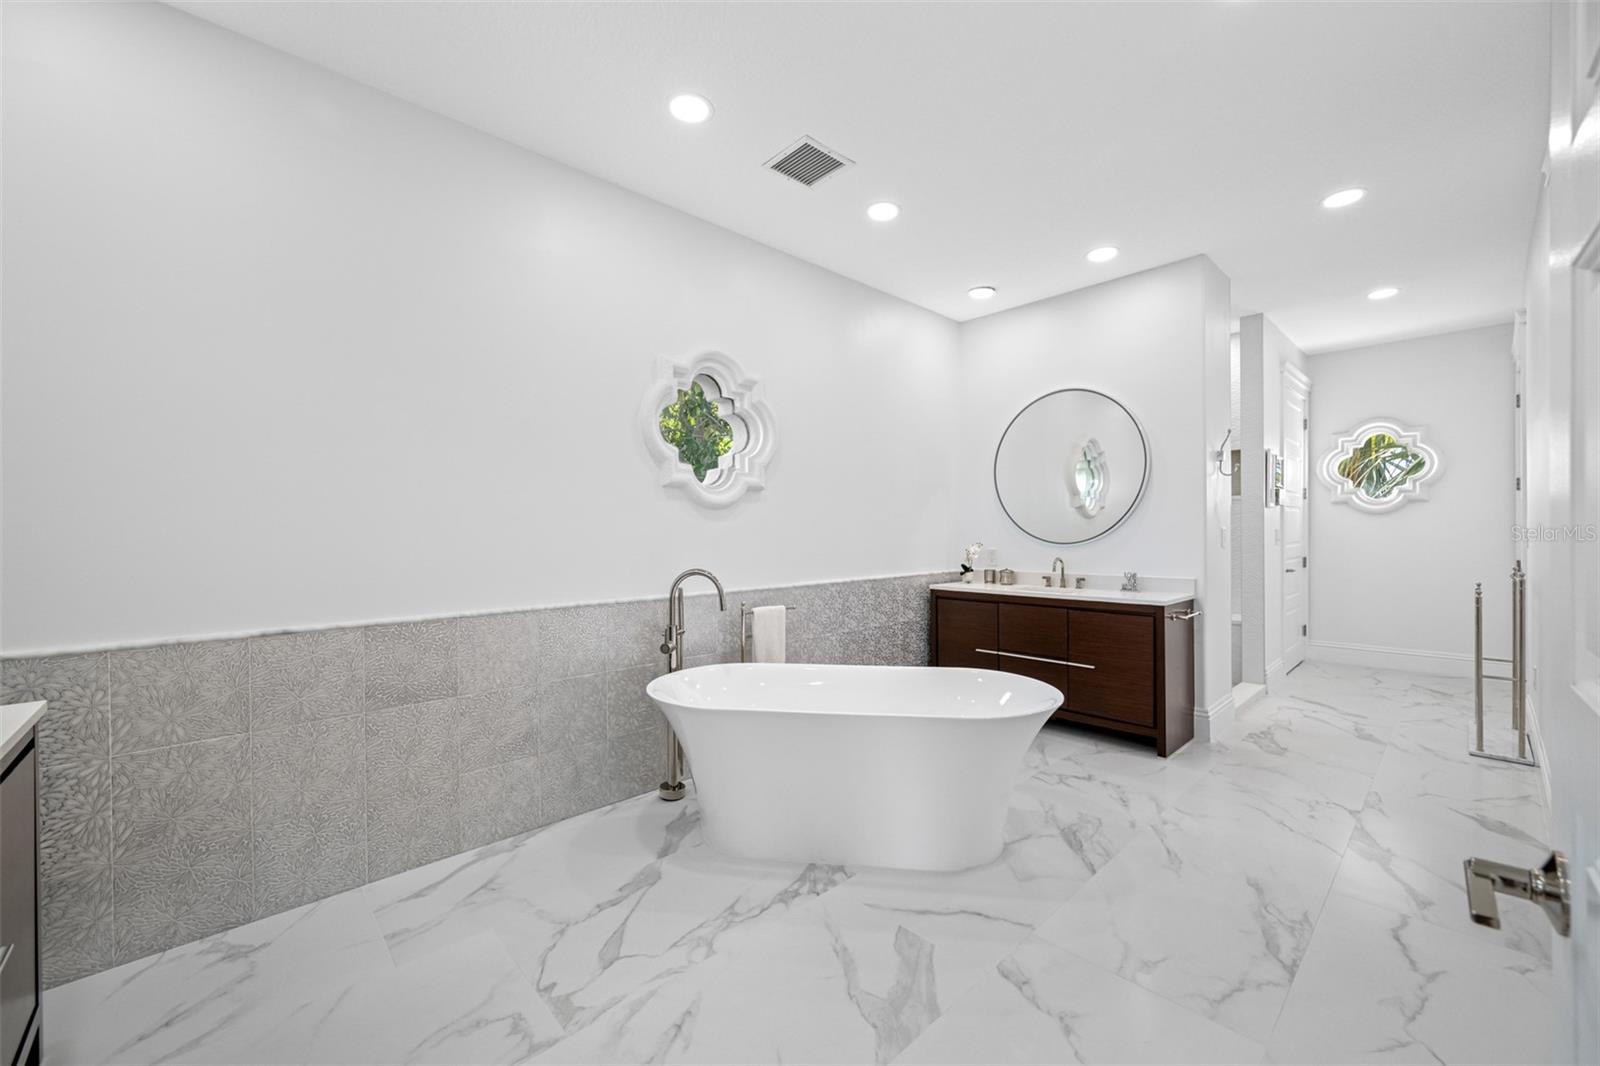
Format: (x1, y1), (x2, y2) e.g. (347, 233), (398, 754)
(1307, 323), (1513, 673)
(955, 256), (1233, 714)
(0, 2), (962, 652)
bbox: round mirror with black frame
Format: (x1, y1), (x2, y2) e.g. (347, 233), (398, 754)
(993, 388), (1150, 544)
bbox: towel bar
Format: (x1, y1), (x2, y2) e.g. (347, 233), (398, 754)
(739, 603), (798, 663)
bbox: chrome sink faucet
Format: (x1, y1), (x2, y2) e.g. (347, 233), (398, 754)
(659, 568), (726, 801)
(1050, 558), (1067, 588)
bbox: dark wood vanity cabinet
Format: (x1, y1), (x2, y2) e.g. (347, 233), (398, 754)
(0, 734), (40, 1066)
(930, 588), (1195, 756)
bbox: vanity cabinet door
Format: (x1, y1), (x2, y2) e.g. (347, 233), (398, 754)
(936, 598), (998, 669)
(994, 603), (1073, 694)
(1066, 609), (1156, 726)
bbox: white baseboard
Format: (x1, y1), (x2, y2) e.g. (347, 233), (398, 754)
(1194, 691), (1235, 742)
(1266, 657), (1286, 688)
(1525, 694), (1553, 811)
(1306, 639), (1475, 678)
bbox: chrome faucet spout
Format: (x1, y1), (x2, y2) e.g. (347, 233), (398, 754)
(660, 568), (726, 802)
(1051, 558), (1067, 587)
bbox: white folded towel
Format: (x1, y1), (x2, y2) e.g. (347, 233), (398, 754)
(751, 604), (787, 663)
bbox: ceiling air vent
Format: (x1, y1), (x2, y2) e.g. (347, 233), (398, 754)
(765, 137), (853, 187)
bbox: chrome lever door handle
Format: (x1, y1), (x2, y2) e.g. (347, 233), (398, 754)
(1463, 851), (1571, 937)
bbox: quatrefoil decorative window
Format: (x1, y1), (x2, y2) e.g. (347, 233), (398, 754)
(640, 352), (776, 507)
(1318, 420), (1440, 512)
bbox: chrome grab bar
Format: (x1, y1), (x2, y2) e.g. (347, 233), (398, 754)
(975, 648), (1095, 669)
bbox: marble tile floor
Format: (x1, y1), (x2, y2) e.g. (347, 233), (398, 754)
(45, 662), (1553, 1065)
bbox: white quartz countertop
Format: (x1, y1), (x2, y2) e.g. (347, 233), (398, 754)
(0, 701), (47, 766)
(928, 581), (1197, 608)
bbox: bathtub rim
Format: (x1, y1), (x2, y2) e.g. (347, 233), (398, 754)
(646, 661), (1063, 721)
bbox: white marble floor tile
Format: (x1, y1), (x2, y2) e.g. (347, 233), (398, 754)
(43, 661), (1554, 1066)
(1026, 729), (1211, 823)
(1330, 786), (1553, 965)
(1032, 808), (1344, 1044)
(169, 932), (561, 1065)
(44, 890), (394, 1065)
(893, 936), (1265, 1066)
(1266, 894), (1552, 1065)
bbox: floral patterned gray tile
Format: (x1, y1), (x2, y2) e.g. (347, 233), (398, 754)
(457, 686), (540, 770)
(39, 755), (113, 872)
(365, 701), (460, 879)
(537, 604), (611, 681)
(538, 740), (610, 824)
(253, 717), (366, 822)
(365, 700), (458, 802)
(364, 620), (456, 710)
(456, 612), (539, 695)
(113, 837), (255, 964)
(603, 663), (666, 738)
(254, 804), (367, 916)
(2, 652), (110, 765)
(41, 861), (114, 987)
(250, 629), (363, 730)
(367, 790), (460, 881)
(604, 726), (665, 804)
(460, 756), (542, 849)
(111, 735), (252, 867)
(109, 641), (248, 755)
(541, 673), (607, 751)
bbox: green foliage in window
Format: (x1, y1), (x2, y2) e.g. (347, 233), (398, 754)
(1336, 432), (1427, 500)
(659, 380), (734, 483)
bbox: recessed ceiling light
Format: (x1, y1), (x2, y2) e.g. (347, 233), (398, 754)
(968, 286), (997, 300)
(1086, 246), (1119, 263)
(1367, 286), (1399, 300)
(867, 201), (900, 222)
(668, 93), (713, 124)
(1322, 187), (1367, 209)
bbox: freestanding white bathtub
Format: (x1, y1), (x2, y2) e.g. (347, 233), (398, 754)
(646, 663), (1062, 871)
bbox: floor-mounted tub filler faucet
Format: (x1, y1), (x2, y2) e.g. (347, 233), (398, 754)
(1051, 558), (1067, 588)
(658, 567), (726, 801)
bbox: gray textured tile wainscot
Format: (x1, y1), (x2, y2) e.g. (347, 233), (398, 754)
(536, 604), (611, 681)
(38, 862), (115, 986)
(364, 620), (456, 710)
(460, 755), (542, 849)
(456, 611), (539, 695)
(604, 723), (667, 802)
(541, 672), (608, 751)
(604, 663), (666, 738)
(457, 686), (540, 769)
(14, 571), (948, 986)
(538, 739), (610, 824)
(109, 640), (249, 754)
(252, 716), (368, 913)
(250, 628), (364, 730)
(110, 735), (255, 963)
(365, 699), (460, 879)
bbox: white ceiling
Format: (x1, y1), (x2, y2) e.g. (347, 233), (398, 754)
(171, 0), (1550, 353)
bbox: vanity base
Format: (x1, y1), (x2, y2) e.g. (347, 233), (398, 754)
(929, 587), (1196, 757)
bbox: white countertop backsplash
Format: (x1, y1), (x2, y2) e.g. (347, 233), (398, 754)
(930, 571), (1197, 608)
(1, 700), (47, 765)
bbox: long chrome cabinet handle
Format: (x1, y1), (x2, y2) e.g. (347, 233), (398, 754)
(975, 649), (1096, 670)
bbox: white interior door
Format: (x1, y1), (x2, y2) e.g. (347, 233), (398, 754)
(1281, 368), (1310, 673)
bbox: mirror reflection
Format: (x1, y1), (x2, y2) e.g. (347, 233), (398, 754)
(994, 389), (1148, 544)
